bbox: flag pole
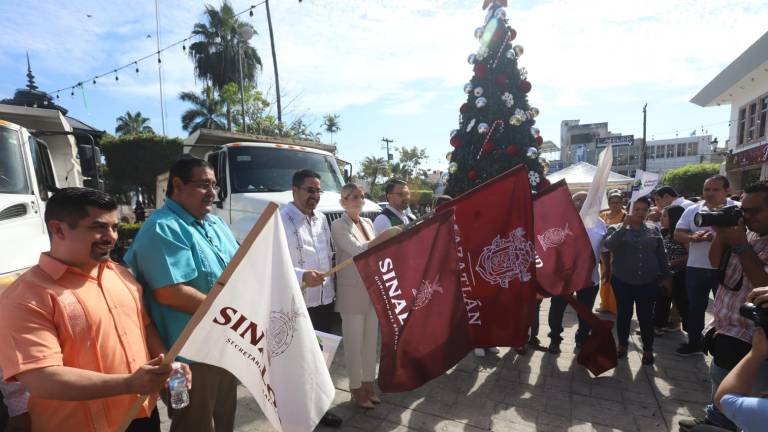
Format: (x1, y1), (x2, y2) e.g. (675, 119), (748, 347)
(115, 203), (280, 432)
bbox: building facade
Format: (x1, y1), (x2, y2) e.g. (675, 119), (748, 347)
(691, 31), (768, 192)
(645, 135), (724, 176)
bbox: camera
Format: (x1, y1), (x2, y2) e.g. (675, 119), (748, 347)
(739, 303), (768, 333)
(694, 205), (743, 227)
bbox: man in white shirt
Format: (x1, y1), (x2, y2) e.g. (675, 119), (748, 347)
(279, 169), (341, 428)
(674, 175), (737, 357)
(547, 191), (607, 354)
(648, 186), (695, 224)
(373, 179), (416, 235)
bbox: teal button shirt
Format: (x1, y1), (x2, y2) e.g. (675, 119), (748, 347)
(124, 198), (238, 353)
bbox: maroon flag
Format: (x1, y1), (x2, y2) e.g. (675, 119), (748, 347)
(437, 166), (537, 348)
(354, 209), (472, 392)
(533, 180), (595, 297)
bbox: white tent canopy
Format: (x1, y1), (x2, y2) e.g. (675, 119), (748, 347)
(547, 162), (634, 190)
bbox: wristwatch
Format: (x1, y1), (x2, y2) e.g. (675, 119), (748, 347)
(732, 243), (752, 255)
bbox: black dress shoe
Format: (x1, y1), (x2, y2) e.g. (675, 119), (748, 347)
(320, 412), (343, 428)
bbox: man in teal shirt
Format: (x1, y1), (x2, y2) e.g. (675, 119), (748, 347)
(125, 157), (239, 432)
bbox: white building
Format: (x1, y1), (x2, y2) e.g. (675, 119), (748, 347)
(691, 30), (768, 191)
(645, 135), (723, 176)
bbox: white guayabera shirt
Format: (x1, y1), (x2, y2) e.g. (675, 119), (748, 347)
(280, 203), (335, 307)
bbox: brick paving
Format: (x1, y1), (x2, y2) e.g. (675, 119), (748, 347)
(160, 300), (714, 431)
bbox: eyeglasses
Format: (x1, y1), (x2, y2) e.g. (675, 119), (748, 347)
(187, 181), (220, 193)
(299, 186), (324, 195)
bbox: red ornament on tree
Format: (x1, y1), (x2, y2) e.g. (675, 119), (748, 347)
(460, 103), (470, 114)
(467, 169), (478, 181)
(517, 79), (532, 94)
(508, 27), (517, 42)
(481, 142), (494, 155)
(475, 63), (489, 79)
(494, 74), (508, 87)
(450, 136), (462, 148)
(535, 136), (544, 146)
(505, 145), (518, 156)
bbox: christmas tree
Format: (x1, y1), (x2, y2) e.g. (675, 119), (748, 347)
(444, 0), (548, 198)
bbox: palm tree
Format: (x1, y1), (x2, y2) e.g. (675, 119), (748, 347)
(360, 156), (389, 190)
(322, 114), (341, 145)
(179, 86), (226, 133)
(188, 0), (262, 130)
(115, 111), (154, 136)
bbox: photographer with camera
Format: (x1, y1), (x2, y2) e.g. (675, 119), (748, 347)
(675, 175), (738, 357)
(678, 181), (768, 431)
(712, 303), (768, 432)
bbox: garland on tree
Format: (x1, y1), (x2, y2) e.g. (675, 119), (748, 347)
(444, 0), (549, 198)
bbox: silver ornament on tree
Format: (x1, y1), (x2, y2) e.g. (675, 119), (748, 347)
(473, 87), (484, 97)
(506, 49), (516, 59)
(513, 45), (524, 57)
(531, 127), (541, 137)
(446, 151), (453, 162)
(530, 107), (540, 118)
(509, 115), (523, 126)
(494, 8), (506, 19)
(539, 158), (551, 174)
(467, 53), (477, 65)
(474, 27), (484, 39)
(477, 122), (490, 134)
(475, 97), (487, 109)
(464, 82), (473, 94)
(526, 147), (539, 159)
(448, 162), (458, 174)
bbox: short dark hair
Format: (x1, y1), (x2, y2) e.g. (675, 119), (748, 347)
(45, 187), (117, 228)
(385, 179), (407, 195)
(632, 195), (652, 210)
(166, 156), (212, 197)
(705, 174), (730, 190)
(654, 186), (679, 198)
(292, 169), (321, 188)
(744, 181), (768, 202)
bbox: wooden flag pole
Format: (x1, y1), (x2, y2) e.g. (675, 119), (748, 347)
(115, 203), (280, 432)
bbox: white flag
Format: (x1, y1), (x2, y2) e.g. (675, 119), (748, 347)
(580, 143), (613, 229)
(179, 211), (335, 432)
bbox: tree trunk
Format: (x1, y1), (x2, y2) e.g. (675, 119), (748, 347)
(226, 103), (232, 131)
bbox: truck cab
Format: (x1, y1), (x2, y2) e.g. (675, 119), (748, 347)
(192, 141), (380, 240)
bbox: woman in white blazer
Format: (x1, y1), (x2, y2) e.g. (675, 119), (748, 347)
(331, 183), (397, 409)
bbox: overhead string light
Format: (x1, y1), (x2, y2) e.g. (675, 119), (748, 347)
(46, 2), (266, 97)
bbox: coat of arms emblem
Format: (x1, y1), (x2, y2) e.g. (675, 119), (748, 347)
(476, 227), (536, 287)
(537, 223), (573, 251)
(268, 298), (303, 359)
(412, 278), (443, 310)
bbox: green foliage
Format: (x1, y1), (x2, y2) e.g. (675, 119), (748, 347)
(112, 223), (143, 263)
(101, 135), (183, 204)
(409, 190), (434, 206)
(179, 86), (227, 132)
(444, 8), (544, 197)
(322, 114), (341, 144)
(359, 156), (390, 191)
(661, 163), (721, 197)
(115, 111), (154, 136)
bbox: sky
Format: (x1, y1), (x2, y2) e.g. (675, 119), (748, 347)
(1, 0), (767, 174)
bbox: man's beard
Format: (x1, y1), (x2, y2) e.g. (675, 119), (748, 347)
(90, 243), (113, 261)
(305, 197), (318, 210)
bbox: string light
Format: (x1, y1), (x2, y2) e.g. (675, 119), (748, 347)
(46, 2), (266, 97)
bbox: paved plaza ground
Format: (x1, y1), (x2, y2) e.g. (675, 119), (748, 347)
(160, 299), (714, 432)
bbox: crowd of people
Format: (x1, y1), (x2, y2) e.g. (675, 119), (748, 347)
(1, 156), (768, 432)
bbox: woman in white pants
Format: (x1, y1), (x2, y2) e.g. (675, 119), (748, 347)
(331, 183), (398, 409)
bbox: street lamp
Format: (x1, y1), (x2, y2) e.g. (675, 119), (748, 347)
(238, 26), (254, 133)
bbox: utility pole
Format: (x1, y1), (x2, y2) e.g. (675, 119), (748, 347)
(641, 103), (648, 171)
(265, 0), (282, 124)
(381, 138), (394, 164)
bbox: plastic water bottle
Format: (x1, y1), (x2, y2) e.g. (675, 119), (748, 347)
(168, 362), (189, 409)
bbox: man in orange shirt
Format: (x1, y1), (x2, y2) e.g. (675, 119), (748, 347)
(0, 188), (190, 432)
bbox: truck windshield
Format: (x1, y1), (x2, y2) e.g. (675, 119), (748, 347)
(228, 146), (343, 194)
(0, 126), (30, 195)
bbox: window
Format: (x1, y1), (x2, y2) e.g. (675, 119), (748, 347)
(571, 133), (594, 145)
(614, 146), (628, 166)
(747, 102), (758, 142)
(759, 95), (768, 139)
(687, 142), (698, 156)
(667, 144), (675, 158)
(647, 146), (655, 159)
(0, 126), (30, 195)
(738, 107), (747, 145)
(676, 143), (686, 157)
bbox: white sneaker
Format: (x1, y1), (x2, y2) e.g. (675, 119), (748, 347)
(487, 347), (500, 354)
(473, 348), (486, 357)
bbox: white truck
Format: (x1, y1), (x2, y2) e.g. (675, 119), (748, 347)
(0, 106), (100, 292)
(183, 137), (381, 240)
